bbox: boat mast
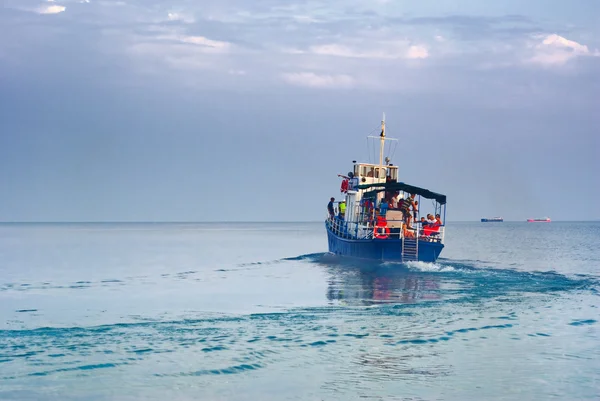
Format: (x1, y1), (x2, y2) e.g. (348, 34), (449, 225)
(379, 112), (385, 168)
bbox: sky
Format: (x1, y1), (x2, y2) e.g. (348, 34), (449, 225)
(0, 0), (599, 222)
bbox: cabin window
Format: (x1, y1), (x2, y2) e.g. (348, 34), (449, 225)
(388, 168), (398, 180)
(365, 166), (375, 177)
(354, 164), (359, 177)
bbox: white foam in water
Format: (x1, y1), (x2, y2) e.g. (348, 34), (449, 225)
(404, 261), (457, 272)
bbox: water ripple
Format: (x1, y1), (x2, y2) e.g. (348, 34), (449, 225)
(1, 223), (599, 400)
(569, 319), (597, 326)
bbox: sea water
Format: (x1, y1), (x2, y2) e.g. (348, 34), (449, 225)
(0, 222), (598, 400)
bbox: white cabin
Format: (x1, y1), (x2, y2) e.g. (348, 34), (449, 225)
(353, 163), (398, 186)
(343, 162), (399, 229)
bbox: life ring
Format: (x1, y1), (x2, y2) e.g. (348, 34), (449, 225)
(374, 222), (390, 239)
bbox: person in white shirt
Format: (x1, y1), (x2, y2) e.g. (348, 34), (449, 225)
(390, 193), (400, 209)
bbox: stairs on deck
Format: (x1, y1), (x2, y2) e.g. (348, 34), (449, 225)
(402, 235), (419, 263)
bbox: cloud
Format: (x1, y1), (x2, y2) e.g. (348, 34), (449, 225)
(2, 0), (597, 94)
(281, 72), (354, 88)
(292, 15), (320, 24)
(119, 22), (237, 77)
(305, 41), (430, 60)
(309, 44), (383, 58)
(388, 14), (538, 41)
(528, 34), (599, 66)
(179, 35), (230, 50)
(406, 45), (429, 59)
(167, 12), (194, 23)
(37, 4), (66, 14)
(127, 37), (231, 74)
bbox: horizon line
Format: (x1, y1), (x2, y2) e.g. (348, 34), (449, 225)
(0, 220), (596, 224)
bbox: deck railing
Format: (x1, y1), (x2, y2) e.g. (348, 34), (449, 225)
(418, 225), (445, 244)
(326, 204), (445, 245)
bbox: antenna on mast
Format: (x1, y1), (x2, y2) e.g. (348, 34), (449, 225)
(367, 112), (397, 169)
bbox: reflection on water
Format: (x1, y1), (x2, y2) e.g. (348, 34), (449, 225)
(313, 252), (599, 309)
(317, 255), (442, 305)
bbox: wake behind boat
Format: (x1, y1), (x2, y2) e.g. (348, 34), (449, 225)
(325, 114), (447, 263)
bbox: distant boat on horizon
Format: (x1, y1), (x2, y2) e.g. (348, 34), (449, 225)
(527, 217), (551, 222)
(481, 217), (503, 222)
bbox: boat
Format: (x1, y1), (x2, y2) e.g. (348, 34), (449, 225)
(324, 114), (447, 263)
(481, 217), (503, 222)
(527, 217), (551, 222)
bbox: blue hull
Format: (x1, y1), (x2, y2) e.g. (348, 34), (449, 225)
(325, 224), (444, 263)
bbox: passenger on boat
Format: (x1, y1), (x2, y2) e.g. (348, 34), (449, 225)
(338, 172), (358, 192)
(379, 199), (389, 217)
(426, 214), (436, 224)
(338, 200), (346, 219)
(390, 193), (400, 209)
(385, 175), (394, 199)
(417, 217), (428, 236)
(400, 194), (416, 228)
(337, 172), (349, 193)
(413, 200), (419, 220)
(395, 193), (405, 210)
(421, 214), (442, 240)
(361, 198), (374, 225)
(349, 173), (358, 191)
(327, 197), (335, 219)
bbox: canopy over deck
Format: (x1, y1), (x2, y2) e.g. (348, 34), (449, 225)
(357, 181), (447, 204)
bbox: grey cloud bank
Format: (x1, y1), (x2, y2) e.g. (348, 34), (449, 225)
(0, 0), (598, 222)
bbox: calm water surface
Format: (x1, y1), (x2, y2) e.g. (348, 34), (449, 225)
(0, 222), (598, 400)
